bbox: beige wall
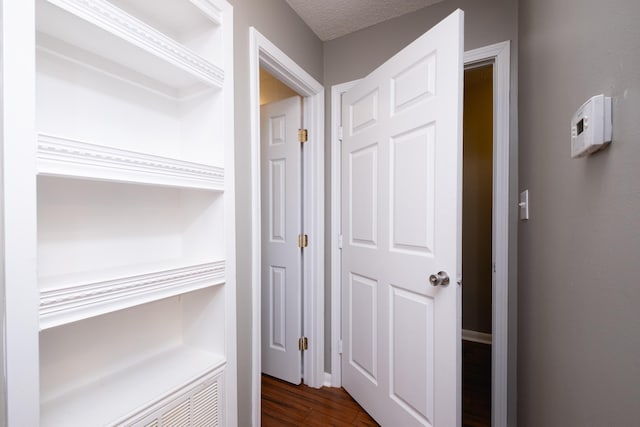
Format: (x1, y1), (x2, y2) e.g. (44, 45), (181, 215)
(463, 65), (493, 334)
(227, 1), (322, 425)
(518, 0), (640, 424)
(259, 67), (300, 105)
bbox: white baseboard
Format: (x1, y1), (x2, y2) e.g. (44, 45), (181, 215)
(323, 372), (332, 387)
(462, 329), (492, 345)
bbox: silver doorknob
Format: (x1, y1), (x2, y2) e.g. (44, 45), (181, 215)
(429, 271), (450, 287)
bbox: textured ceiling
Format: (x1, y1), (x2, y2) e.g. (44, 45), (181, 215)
(285, 0), (444, 41)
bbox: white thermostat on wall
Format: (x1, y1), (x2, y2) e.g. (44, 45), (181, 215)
(570, 94), (612, 158)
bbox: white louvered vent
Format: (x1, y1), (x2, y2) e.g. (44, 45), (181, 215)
(161, 400), (190, 426)
(192, 382), (219, 426)
(126, 368), (223, 427)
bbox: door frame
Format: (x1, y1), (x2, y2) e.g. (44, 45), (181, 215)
(330, 40), (511, 427)
(249, 28), (325, 426)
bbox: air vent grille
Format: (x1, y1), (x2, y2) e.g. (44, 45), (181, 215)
(192, 382), (219, 426)
(161, 400), (190, 426)
(126, 368), (224, 427)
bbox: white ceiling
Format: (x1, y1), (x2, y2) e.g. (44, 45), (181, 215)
(285, 0), (444, 41)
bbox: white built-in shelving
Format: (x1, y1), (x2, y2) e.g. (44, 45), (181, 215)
(36, 0), (224, 93)
(39, 287), (226, 426)
(27, 0), (236, 425)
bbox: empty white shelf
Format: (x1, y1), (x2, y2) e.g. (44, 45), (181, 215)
(39, 260), (225, 330)
(37, 133), (224, 191)
(40, 345), (225, 427)
(36, 0), (224, 94)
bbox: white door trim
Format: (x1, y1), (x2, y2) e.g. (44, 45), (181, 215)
(464, 40), (511, 427)
(329, 80), (358, 387)
(329, 40), (511, 426)
(249, 28), (325, 427)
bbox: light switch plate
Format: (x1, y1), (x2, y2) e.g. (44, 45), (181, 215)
(519, 190), (529, 220)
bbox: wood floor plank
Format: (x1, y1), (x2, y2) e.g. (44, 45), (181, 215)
(353, 411), (379, 426)
(302, 411), (360, 427)
(262, 397), (310, 424)
(292, 391), (360, 420)
(262, 412), (301, 427)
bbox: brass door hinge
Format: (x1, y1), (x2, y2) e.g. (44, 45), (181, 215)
(298, 337), (308, 351)
(298, 234), (308, 248)
(298, 128), (308, 143)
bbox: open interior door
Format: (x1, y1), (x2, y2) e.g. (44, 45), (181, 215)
(261, 96), (303, 384)
(341, 10), (464, 426)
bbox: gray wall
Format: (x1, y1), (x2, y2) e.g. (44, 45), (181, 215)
(323, 0), (517, 85)
(518, 0), (640, 425)
(323, 1), (519, 423)
(227, 1), (323, 425)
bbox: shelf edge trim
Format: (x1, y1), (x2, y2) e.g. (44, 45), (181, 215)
(40, 260), (225, 328)
(37, 133), (224, 189)
(45, 0), (224, 87)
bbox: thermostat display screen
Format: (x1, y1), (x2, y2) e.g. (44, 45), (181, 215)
(576, 118), (584, 135)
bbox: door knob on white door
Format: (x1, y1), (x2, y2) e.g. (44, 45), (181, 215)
(429, 271), (450, 287)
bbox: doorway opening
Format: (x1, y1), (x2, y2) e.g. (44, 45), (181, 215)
(462, 62), (494, 426)
(249, 27), (325, 427)
(259, 67), (305, 385)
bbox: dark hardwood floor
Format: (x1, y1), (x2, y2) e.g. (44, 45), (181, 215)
(262, 340), (491, 426)
(462, 340), (491, 427)
(262, 374), (378, 426)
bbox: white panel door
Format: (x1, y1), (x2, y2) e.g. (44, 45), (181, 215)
(261, 96), (302, 384)
(341, 10), (464, 427)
